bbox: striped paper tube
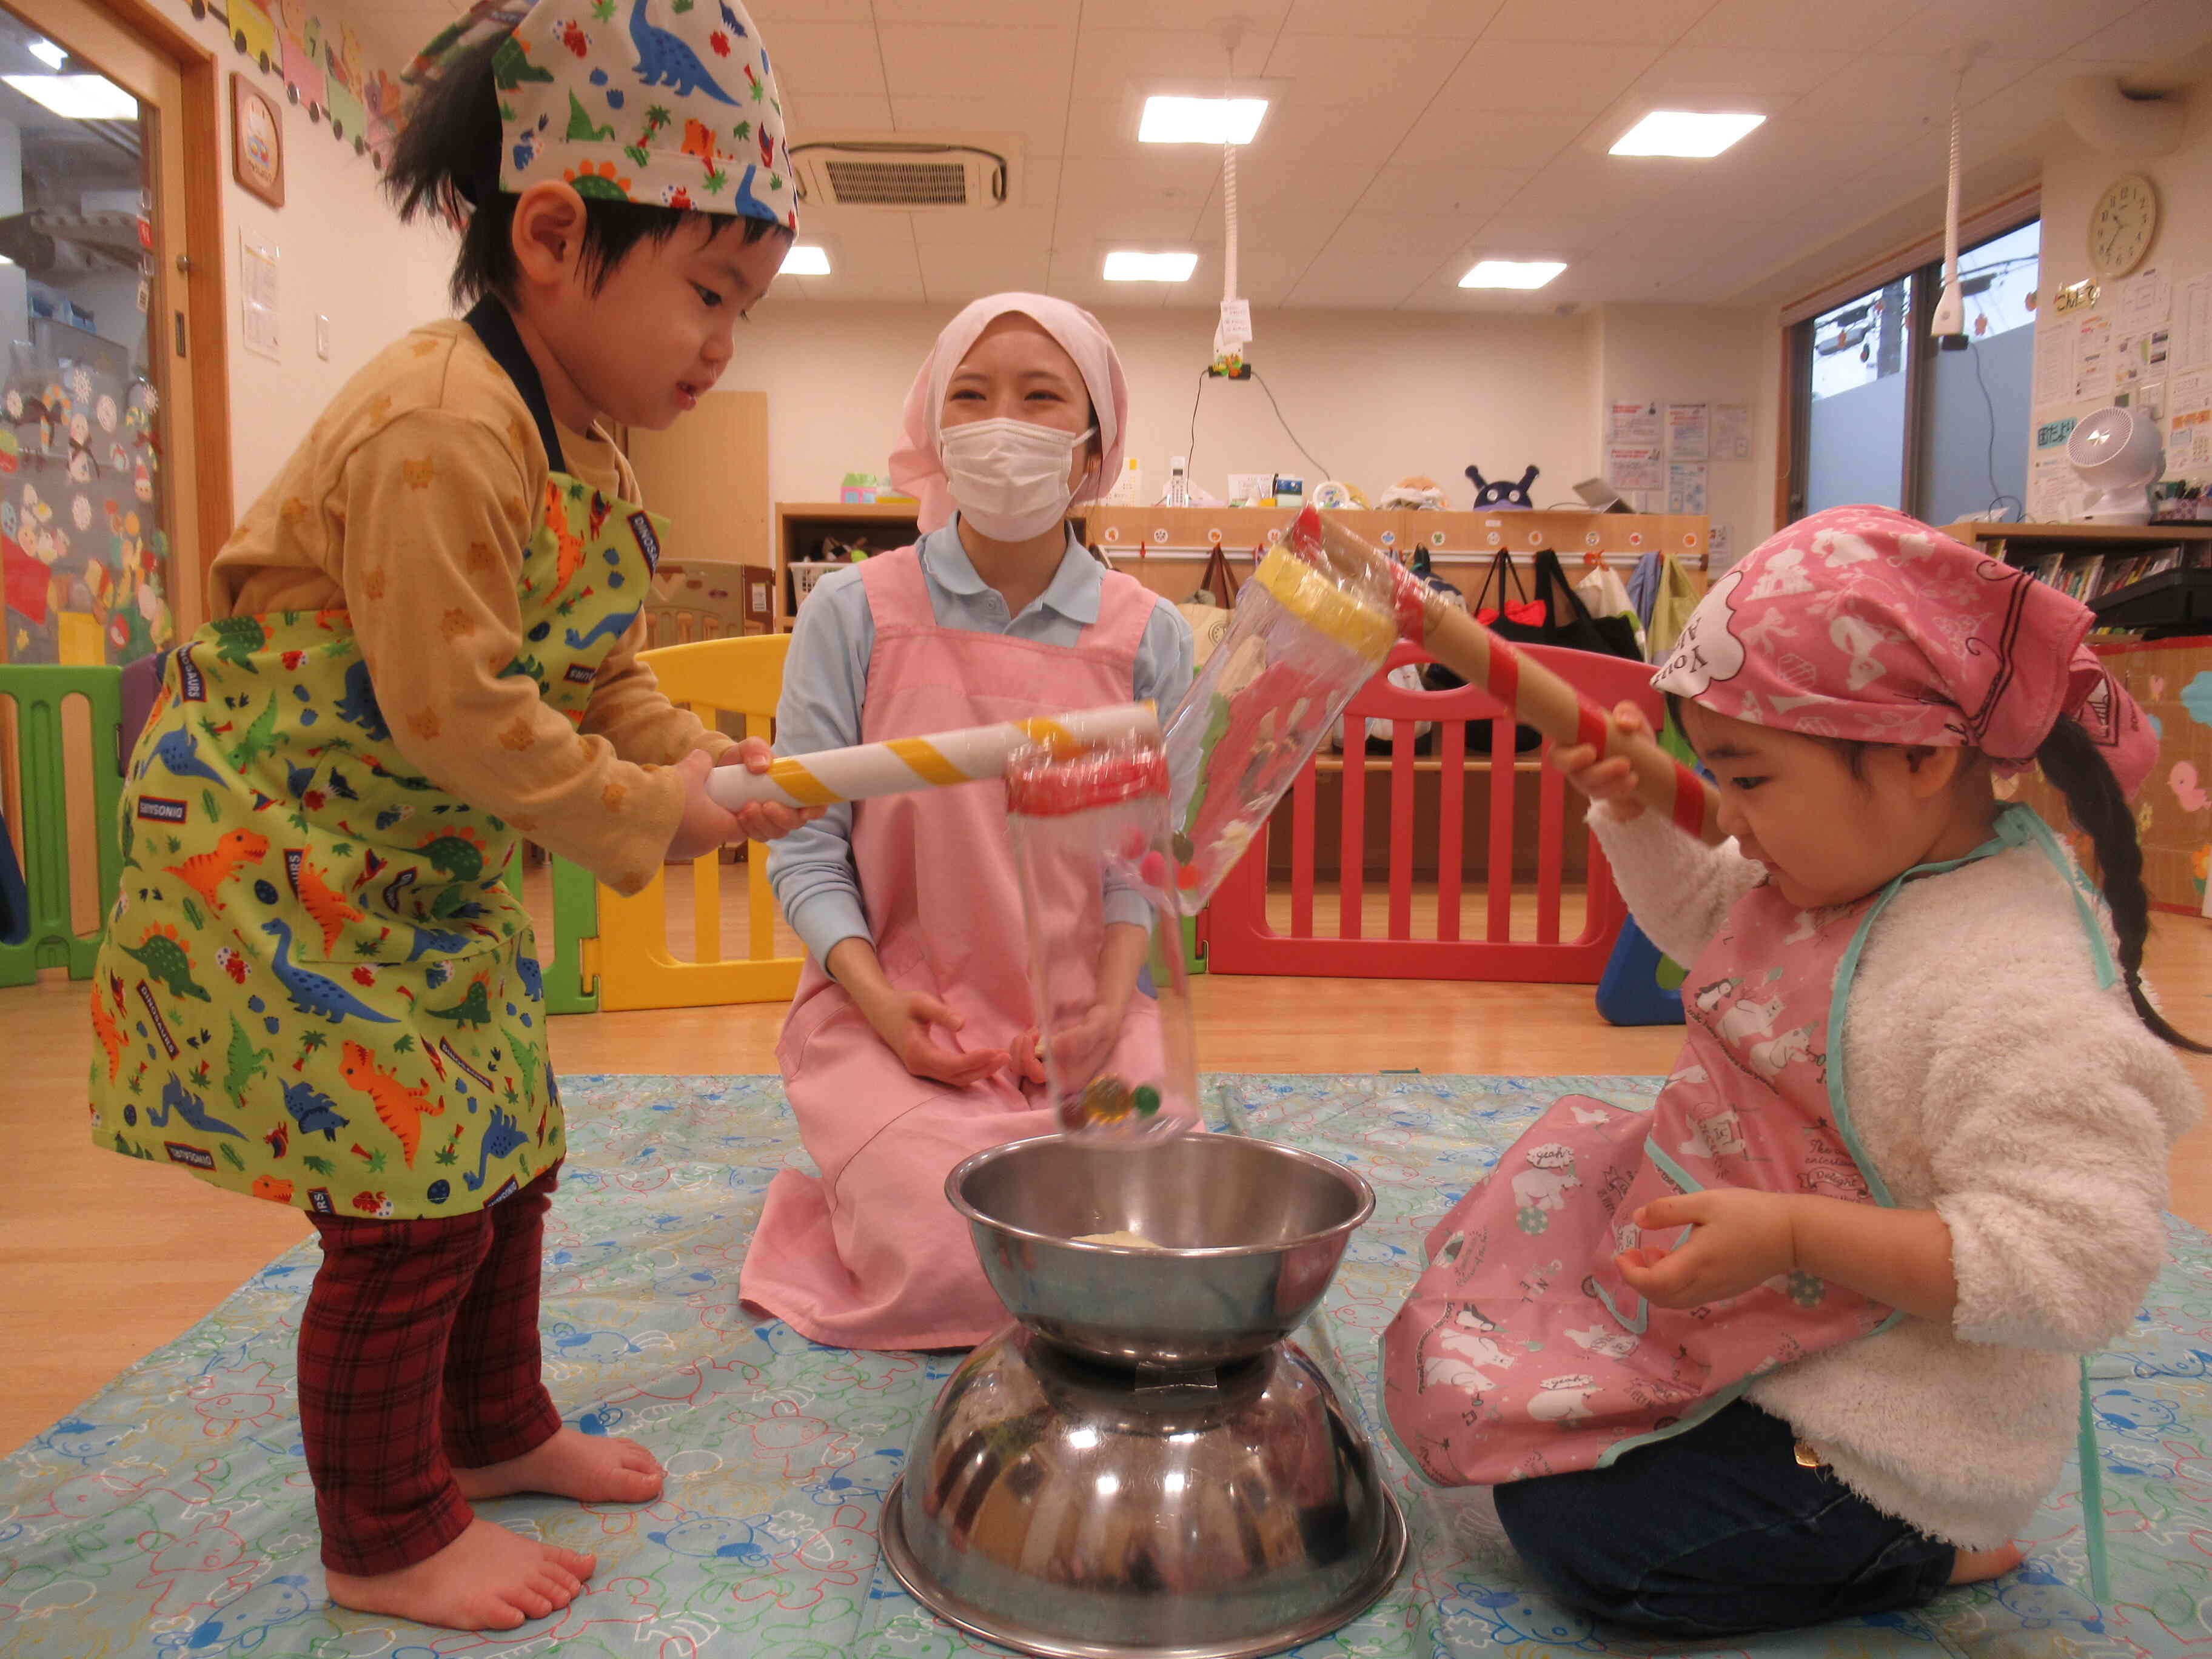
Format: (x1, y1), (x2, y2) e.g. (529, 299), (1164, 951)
(706, 702), (1162, 811)
(1289, 508), (1726, 844)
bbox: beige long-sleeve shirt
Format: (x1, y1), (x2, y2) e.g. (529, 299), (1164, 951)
(209, 318), (729, 893)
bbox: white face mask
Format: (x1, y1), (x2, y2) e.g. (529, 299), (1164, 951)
(939, 417), (1097, 541)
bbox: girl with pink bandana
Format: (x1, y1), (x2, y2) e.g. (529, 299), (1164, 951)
(739, 296), (1194, 1350)
(1382, 506), (2202, 1635)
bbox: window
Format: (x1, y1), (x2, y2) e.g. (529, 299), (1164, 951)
(1790, 218), (2039, 529)
(1919, 221), (2038, 526)
(1804, 277), (1914, 514)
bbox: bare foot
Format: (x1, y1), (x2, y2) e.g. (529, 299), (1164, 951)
(326, 1516), (594, 1631)
(1949, 1543), (2026, 1584)
(454, 1426), (665, 1505)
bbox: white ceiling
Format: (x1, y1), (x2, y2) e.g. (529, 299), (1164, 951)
(352, 0), (2212, 314)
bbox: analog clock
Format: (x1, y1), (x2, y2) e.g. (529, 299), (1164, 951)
(2089, 173), (2157, 278)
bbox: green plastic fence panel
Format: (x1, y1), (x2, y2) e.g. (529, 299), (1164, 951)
(545, 854), (600, 1014)
(0, 664), (124, 986)
(1184, 911), (1206, 977)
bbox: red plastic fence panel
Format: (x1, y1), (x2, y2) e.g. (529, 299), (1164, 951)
(1206, 640), (1666, 983)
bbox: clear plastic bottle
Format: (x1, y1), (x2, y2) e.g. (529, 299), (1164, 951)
(1161, 537), (1399, 908)
(1006, 736), (1196, 1140)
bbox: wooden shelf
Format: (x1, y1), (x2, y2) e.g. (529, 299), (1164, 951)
(773, 501), (923, 629)
(1945, 520), (2212, 545)
(784, 500), (923, 521)
(1082, 506), (1709, 563)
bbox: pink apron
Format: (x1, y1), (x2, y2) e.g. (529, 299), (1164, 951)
(1385, 871), (1903, 1484)
(1383, 809), (2114, 1486)
(738, 545), (1170, 1350)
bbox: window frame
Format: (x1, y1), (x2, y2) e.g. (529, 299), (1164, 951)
(1780, 189), (2040, 529)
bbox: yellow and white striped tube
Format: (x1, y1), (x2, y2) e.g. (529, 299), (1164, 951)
(705, 702), (1162, 811)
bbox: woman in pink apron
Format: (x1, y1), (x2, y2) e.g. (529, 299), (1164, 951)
(1382, 508), (2200, 1636)
(737, 297), (1194, 1349)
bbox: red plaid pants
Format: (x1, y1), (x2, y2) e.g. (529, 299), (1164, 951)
(298, 1162), (565, 1575)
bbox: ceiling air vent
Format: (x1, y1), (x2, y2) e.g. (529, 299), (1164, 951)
(791, 139), (1010, 211)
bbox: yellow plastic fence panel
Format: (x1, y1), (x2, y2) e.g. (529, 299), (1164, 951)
(594, 633), (804, 1011)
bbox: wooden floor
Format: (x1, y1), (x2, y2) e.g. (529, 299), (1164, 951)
(8, 875), (2212, 1459)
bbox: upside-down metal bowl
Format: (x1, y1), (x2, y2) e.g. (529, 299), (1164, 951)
(947, 1133), (1375, 1369)
(883, 1326), (1407, 1659)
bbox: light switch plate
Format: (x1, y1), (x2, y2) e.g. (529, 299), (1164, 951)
(315, 314), (331, 360)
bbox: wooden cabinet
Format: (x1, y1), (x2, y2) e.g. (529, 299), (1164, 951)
(1078, 506), (1710, 602)
(771, 502), (922, 629)
(626, 392), (771, 572)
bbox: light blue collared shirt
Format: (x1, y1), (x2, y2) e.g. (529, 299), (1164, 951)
(767, 522), (1195, 965)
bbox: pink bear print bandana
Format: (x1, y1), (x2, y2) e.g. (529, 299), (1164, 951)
(1653, 505), (2156, 799)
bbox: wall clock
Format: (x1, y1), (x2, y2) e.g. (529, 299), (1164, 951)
(2089, 173), (2157, 278)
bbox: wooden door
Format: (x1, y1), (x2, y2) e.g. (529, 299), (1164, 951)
(0, 0), (226, 663)
(625, 390), (771, 569)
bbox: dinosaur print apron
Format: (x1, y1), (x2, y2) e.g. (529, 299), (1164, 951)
(87, 299), (663, 1221)
(1381, 807), (2107, 1487)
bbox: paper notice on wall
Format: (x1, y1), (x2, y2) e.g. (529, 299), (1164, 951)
(2170, 411), (2212, 478)
(2114, 327), (2171, 392)
(1666, 461), (1708, 514)
(2029, 451), (2080, 522)
(2179, 272), (2212, 370)
(1606, 443), (1664, 492)
(2029, 414), (2079, 522)
(1610, 401), (1661, 446)
(2034, 414), (2079, 453)
(1711, 403), (1752, 461)
(2117, 267), (2173, 332)
(2170, 369), (2212, 478)
(238, 232), (280, 362)
(1666, 403), (1709, 460)
(2033, 321), (2074, 404)
(2074, 315), (2114, 401)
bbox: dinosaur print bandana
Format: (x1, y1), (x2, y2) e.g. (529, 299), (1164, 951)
(1653, 506), (2156, 798)
(409, 0), (798, 230)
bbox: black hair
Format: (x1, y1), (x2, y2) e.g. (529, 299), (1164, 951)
(384, 32), (789, 310)
(2034, 716), (2211, 1053)
(1670, 691), (2208, 1053)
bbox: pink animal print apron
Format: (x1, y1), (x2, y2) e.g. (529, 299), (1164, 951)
(1381, 809), (2111, 1487)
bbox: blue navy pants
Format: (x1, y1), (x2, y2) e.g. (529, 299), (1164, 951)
(1493, 1400), (1957, 1637)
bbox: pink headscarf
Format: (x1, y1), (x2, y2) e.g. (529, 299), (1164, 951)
(1652, 506), (2156, 798)
(888, 293), (1130, 535)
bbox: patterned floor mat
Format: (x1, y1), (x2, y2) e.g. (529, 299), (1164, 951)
(2, 1074), (2208, 1658)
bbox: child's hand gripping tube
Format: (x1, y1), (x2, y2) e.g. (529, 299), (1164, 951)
(1285, 507), (1726, 845)
(705, 702), (1162, 811)
(1007, 736), (1199, 1142)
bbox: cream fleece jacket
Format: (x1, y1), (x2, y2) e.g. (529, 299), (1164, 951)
(1592, 806), (2201, 1546)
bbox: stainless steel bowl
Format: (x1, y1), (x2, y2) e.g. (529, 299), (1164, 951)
(884, 1326), (1407, 1659)
(947, 1133), (1375, 1368)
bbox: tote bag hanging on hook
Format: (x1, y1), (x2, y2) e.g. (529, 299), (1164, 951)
(1427, 549), (1638, 752)
(1176, 543), (1242, 666)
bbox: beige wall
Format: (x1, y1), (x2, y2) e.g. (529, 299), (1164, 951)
(144, 0), (455, 518)
(712, 300), (1769, 549)
(1596, 304), (1777, 560)
(2033, 77), (2210, 490)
